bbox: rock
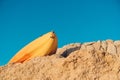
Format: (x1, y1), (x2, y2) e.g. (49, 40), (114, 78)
(114, 41), (120, 54)
(0, 40), (120, 80)
(92, 40), (101, 50)
(101, 41), (107, 51)
(106, 40), (117, 55)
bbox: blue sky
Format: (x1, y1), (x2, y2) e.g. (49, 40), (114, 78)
(0, 0), (120, 65)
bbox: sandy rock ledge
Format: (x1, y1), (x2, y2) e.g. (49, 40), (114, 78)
(1, 40), (120, 80)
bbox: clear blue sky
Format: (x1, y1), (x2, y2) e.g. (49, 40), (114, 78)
(0, 0), (120, 65)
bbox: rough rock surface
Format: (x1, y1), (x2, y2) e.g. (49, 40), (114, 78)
(1, 40), (120, 80)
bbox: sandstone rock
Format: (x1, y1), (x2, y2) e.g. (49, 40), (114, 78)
(92, 40), (101, 50)
(101, 41), (107, 51)
(114, 41), (120, 54)
(0, 40), (120, 80)
(106, 40), (117, 55)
